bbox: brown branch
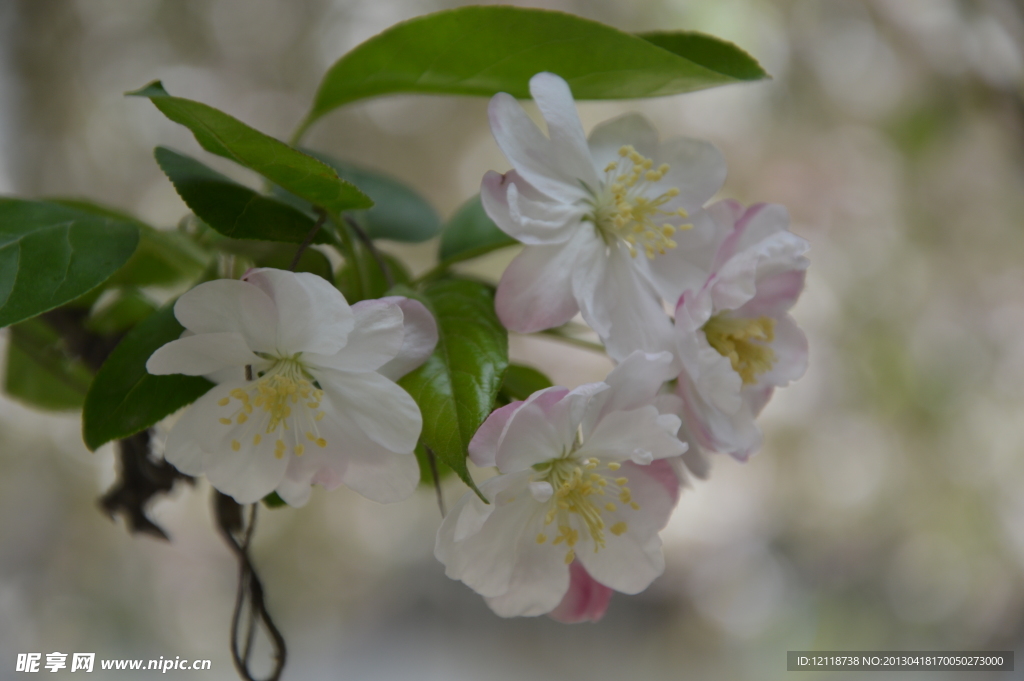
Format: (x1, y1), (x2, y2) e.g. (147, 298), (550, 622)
(214, 492), (287, 681)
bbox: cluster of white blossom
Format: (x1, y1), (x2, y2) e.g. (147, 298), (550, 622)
(148, 72), (808, 624)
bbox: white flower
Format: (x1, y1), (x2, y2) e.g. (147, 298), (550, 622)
(671, 201), (809, 460)
(482, 72), (726, 359)
(435, 352), (685, 618)
(146, 268), (437, 506)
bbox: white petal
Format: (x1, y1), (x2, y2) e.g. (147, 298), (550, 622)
(480, 171), (579, 246)
(304, 298), (404, 373)
(656, 136), (727, 211)
(579, 405), (686, 464)
(528, 72), (600, 190)
(495, 384), (604, 472)
(493, 388), (577, 472)
(737, 270), (806, 318)
(147, 332), (261, 376)
(173, 279), (278, 354)
(275, 475), (313, 508)
(163, 382), (288, 503)
(587, 113), (660, 171)
(579, 248), (676, 362)
(646, 208), (721, 306)
(243, 268), (354, 356)
(488, 93), (589, 202)
(314, 368), (422, 454)
(757, 313), (808, 387)
(495, 236), (585, 334)
(575, 460), (676, 594)
(597, 350), (677, 416)
(435, 471), (537, 597)
(529, 481), (554, 502)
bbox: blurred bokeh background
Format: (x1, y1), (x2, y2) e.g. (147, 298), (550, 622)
(2, 0), (1023, 679)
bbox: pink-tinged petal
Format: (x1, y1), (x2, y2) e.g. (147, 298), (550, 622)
(580, 249), (676, 362)
(173, 279), (278, 354)
(528, 72), (599, 190)
(314, 368), (421, 454)
(488, 93), (588, 203)
(146, 332), (261, 376)
(575, 460), (676, 594)
(376, 297), (438, 381)
(494, 386), (587, 473)
(548, 561), (614, 624)
(495, 236), (586, 333)
(737, 270), (806, 317)
(304, 298), (404, 373)
(757, 314), (808, 387)
(468, 400), (524, 468)
(578, 405), (687, 464)
(243, 268), (354, 356)
(677, 377), (762, 460)
(727, 203), (793, 262)
(710, 230), (810, 313)
(656, 136), (727, 211)
(587, 113), (660, 170)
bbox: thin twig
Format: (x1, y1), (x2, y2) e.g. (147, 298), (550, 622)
(343, 214), (394, 288)
(289, 208), (327, 271)
(425, 446), (446, 517)
(214, 493), (287, 681)
(535, 329), (606, 353)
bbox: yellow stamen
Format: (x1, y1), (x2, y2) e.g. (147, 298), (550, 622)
(703, 314), (777, 384)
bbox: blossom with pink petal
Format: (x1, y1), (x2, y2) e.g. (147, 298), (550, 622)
(482, 72), (726, 359)
(146, 268), (437, 506)
(435, 352), (685, 619)
(671, 201), (809, 460)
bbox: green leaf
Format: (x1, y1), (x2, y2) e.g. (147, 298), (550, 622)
(336, 244), (411, 303)
(298, 6), (767, 134)
(46, 198), (210, 288)
(439, 194), (516, 261)
(85, 288), (159, 336)
(0, 199), (140, 329)
(155, 146), (330, 245)
(397, 279), (508, 498)
(128, 82), (372, 215)
(637, 31), (768, 82)
(83, 304), (214, 451)
(500, 363), (554, 402)
(4, 318), (93, 411)
(306, 153), (440, 243)
(262, 491), (287, 508)
(108, 225), (211, 287)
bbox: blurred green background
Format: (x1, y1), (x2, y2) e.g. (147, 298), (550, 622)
(1, 0), (1022, 679)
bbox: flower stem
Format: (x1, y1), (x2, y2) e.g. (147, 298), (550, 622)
(343, 214), (394, 289)
(289, 208), (327, 271)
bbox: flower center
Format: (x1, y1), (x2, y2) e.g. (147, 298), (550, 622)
(216, 358), (329, 459)
(532, 456), (639, 565)
(588, 145), (693, 259)
(703, 314), (776, 384)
